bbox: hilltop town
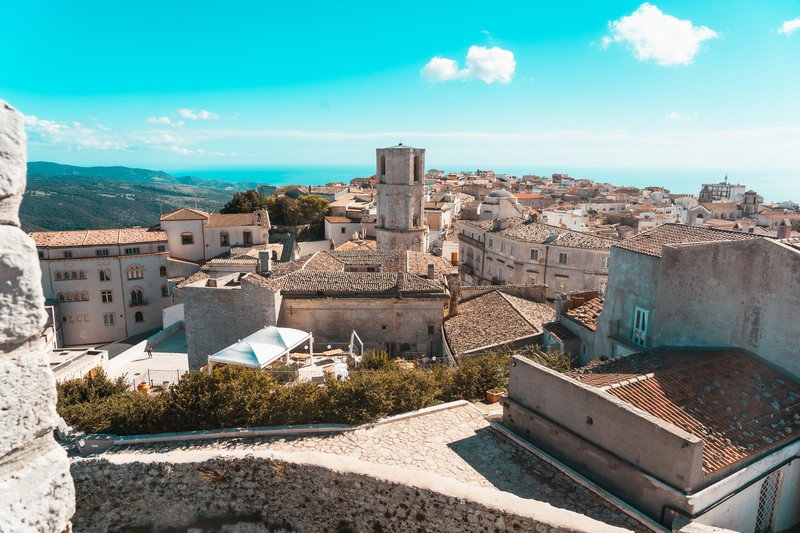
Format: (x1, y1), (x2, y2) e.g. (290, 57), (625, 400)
(6, 125), (800, 531)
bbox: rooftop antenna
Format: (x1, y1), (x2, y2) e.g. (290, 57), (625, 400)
(724, 174), (728, 184)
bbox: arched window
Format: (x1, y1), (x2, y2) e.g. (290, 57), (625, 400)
(81, 291), (89, 301)
(161, 286), (169, 297)
(127, 265), (144, 280)
(57, 293), (65, 302)
(79, 271), (86, 279)
(130, 289), (144, 306)
(99, 270), (110, 281)
(71, 271), (78, 280)
(55, 272), (62, 281)
(181, 232), (194, 245)
(66, 293), (73, 302)
(134, 311), (144, 323)
(159, 266), (167, 277)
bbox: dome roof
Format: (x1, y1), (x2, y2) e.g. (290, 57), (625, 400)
(488, 189), (516, 199)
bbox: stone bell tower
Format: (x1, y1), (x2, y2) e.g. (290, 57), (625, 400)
(375, 144), (428, 252)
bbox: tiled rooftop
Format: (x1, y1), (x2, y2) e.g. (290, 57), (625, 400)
(206, 212), (260, 228)
(325, 216), (353, 223)
(160, 208), (209, 221)
(266, 271), (447, 296)
(614, 223), (758, 258)
(563, 297), (603, 331)
(568, 348), (800, 475)
(543, 322), (578, 341)
(700, 202), (740, 212)
(175, 271), (211, 289)
(31, 228), (167, 247)
(461, 218), (614, 250)
(444, 291), (554, 356)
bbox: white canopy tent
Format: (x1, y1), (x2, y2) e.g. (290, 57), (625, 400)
(207, 326), (313, 371)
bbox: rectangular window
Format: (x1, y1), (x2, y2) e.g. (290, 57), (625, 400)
(124, 247), (140, 255)
(38, 250), (45, 259)
(157, 245), (166, 253)
(500, 242), (505, 253)
(488, 238), (493, 249)
(601, 256), (609, 269)
(530, 249), (539, 261)
(63, 251), (73, 258)
(428, 325), (434, 335)
(243, 231), (253, 245)
(341, 227), (346, 234)
(632, 307), (649, 347)
(220, 233), (230, 247)
(510, 244), (515, 257)
(103, 313), (115, 326)
(181, 233), (194, 245)
(96, 249), (109, 257)
(558, 252), (568, 264)
(101, 290), (113, 303)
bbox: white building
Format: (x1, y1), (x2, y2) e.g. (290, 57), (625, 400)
(540, 205), (589, 232)
(32, 227), (171, 346)
(159, 208), (270, 265)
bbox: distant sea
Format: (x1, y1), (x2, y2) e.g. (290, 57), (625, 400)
(166, 165), (798, 203)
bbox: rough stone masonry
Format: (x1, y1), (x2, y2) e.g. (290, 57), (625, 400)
(0, 99), (75, 531)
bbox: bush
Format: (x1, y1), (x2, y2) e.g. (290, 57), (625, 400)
(448, 351), (510, 401)
(358, 350), (395, 371)
(517, 345), (573, 373)
(57, 368), (128, 410)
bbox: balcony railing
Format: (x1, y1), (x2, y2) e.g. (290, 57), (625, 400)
(129, 299), (149, 307)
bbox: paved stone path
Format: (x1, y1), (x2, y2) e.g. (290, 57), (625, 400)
(107, 405), (651, 531)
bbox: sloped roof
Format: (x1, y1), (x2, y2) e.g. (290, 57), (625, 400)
(614, 223), (758, 258)
(564, 297), (603, 331)
(30, 228), (167, 247)
(568, 348), (800, 475)
(444, 291), (554, 356)
(206, 213), (256, 228)
(160, 208), (209, 221)
(461, 218), (614, 251)
(266, 271), (446, 296)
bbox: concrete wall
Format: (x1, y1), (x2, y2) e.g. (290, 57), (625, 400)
(70, 450), (628, 533)
(278, 296), (447, 355)
(505, 355), (705, 491)
(0, 100), (74, 531)
(595, 248), (661, 358)
(183, 276), (281, 369)
(652, 239), (800, 379)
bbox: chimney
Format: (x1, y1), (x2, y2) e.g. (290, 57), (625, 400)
(427, 263), (435, 279)
(258, 250), (272, 274)
(554, 293), (566, 316)
(447, 274), (461, 317)
(777, 219), (792, 239)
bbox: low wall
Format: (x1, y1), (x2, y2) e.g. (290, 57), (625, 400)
(107, 338), (148, 376)
(71, 449), (632, 533)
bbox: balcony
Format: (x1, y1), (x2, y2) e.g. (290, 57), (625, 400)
(129, 299), (149, 307)
(608, 321), (645, 351)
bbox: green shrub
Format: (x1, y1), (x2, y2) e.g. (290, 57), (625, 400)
(358, 350), (395, 371)
(517, 345), (573, 373)
(57, 368), (128, 410)
(448, 351), (510, 401)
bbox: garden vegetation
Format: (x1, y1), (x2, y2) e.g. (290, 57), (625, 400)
(57, 347), (571, 435)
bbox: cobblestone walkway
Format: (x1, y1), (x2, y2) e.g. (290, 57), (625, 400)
(108, 405), (650, 531)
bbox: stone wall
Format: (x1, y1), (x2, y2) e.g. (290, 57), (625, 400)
(71, 450), (630, 533)
(0, 100), (74, 530)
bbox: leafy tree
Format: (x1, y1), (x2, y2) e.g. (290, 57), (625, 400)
(56, 368), (128, 410)
(219, 190), (269, 214)
(792, 220), (800, 232)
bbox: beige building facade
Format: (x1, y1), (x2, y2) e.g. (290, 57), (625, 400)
(32, 228), (171, 346)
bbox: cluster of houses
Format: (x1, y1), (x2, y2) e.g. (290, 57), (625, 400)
(29, 145), (800, 530)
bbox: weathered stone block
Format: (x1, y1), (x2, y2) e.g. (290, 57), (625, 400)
(0, 345), (59, 457)
(0, 226), (46, 345)
(0, 100), (26, 227)
(0, 441), (75, 532)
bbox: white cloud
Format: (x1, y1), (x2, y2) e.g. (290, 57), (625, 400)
(778, 18), (800, 36)
(421, 45), (516, 84)
(603, 3), (717, 66)
(24, 115), (127, 151)
(146, 116), (185, 128)
(666, 111), (694, 120)
(177, 108), (219, 120)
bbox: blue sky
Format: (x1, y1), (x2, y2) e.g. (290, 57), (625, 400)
(2, 1), (799, 193)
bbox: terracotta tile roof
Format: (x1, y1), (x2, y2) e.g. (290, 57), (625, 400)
(444, 291), (554, 356)
(406, 252), (456, 280)
(30, 228), (166, 247)
(266, 271), (446, 296)
(701, 202), (740, 212)
(206, 213), (257, 228)
(760, 211), (800, 221)
(335, 240), (377, 251)
(543, 322), (578, 341)
(614, 223), (758, 258)
(563, 297), (603, 331)
(569, 348), (800, 475)
(175, 271), (210, 288)
(325, 216), (354, 224)
(461, 218), (614, 250)
(160, 208), (209, 221)
(302, 252), (346, 272)
(329, 250), (407, 272)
